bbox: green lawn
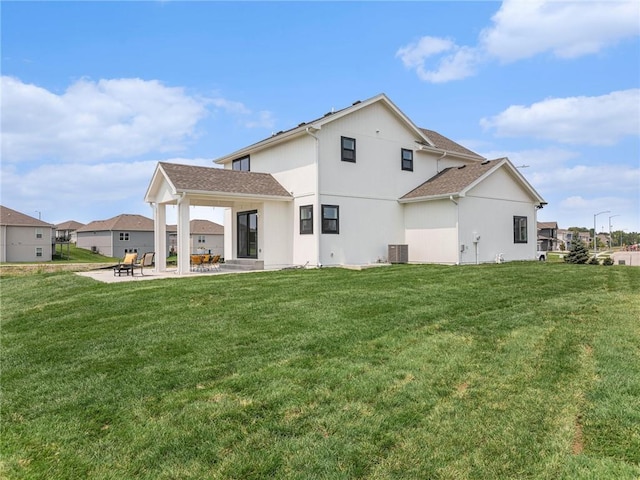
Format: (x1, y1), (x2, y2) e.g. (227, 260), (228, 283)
(1, 263), (639, 479)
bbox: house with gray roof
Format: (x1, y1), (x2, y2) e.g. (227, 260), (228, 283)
(77, 214), (176, 259)
(145, 93), (546, 273)
(0, 205), (55, 262)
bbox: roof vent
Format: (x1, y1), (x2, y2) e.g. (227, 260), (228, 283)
(481, 160), (490, 165)
(298, 122), (306, 127)
(276, 130), (284, 135)
(458, 165), (467, 170)
(324, 111), (334, 117)
(352, 100), (361, 105)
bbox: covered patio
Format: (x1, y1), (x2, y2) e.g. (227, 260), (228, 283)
(144, 162), (292, 275)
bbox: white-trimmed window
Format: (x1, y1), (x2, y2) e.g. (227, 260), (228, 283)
(35, 228), (43, 239)
(197, 235), (206, 244)
(119, 232), (130, 241)
(513, 216), (528, 243)
(35, 247), (43, 257)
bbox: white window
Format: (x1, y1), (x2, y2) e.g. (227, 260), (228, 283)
(35, 228), (43, 239)
(35, 247), (43, 257)
(197, 235), (206, 244)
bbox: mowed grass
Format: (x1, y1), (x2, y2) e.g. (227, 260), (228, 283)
(1, 263), (639, 479)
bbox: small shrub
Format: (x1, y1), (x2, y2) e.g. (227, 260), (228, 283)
(603, 257), (614, 266)
(588, 256), (600, 265)
(564, 239), (589, 264)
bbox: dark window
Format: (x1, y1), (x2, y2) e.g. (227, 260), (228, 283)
(513, 216), (528, 243)
(401, 148), (413, 171)
(341, 136), (356, 162)
(237, 210), (258, 258)
(232, 155), (250, 171)
(119, 232), (130, 241)
(322, 205), (339, 234)
(300, 205), (313, 235)
(35, 228), (43, 239)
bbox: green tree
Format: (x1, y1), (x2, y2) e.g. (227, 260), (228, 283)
(564, 237), (590, 264)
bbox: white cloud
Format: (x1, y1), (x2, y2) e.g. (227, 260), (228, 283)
(396, 37), (480, 83)
(481, 0), (640, 63)
(209, 97), (275, 129)
(1, 76), (209, 162)
(398, 0), (640, 82)
(480, 89), (640, 145)
(0, 157), (220, 224)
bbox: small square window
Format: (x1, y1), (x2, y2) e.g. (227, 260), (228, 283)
(322, 205), (339, 234)
(232, 155), (250, 171)
(401, 149), (413, 171)
(300, 205), (313, 235)
(513, 216), (528, 243)
(341, 136), (356, 163)
(197, 235), (206, 244)
(120, 232), (130, 241)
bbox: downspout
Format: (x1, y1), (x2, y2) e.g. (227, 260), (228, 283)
(305, 127), (321, 267)
(437, 151), (447, 173)
(449, 195), (460, 265)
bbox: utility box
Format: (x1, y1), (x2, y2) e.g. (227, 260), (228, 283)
(388, 244), (408, 264)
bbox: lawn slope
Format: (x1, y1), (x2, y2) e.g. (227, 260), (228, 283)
(1, 264), (639, 479)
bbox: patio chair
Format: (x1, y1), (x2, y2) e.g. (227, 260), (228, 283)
(114, 252), (138, 276)
(190, 254), (204, 272)
(134, 252), (155, 276)
(210, 254), (221, 271)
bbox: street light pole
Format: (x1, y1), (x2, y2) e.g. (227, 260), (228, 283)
(593, 210), (610, 256)
(609, 214), (620, 248)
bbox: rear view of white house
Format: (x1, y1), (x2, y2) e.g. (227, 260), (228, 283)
(146, 94), (546, 274)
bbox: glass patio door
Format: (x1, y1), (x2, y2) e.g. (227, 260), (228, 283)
(237, 210), (258, 258)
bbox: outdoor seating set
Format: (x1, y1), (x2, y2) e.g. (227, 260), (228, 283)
(113, 252), (155, 276)
(190, 254), (221, 272)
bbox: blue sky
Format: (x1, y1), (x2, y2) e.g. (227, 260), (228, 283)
(2, 1), (639, 234)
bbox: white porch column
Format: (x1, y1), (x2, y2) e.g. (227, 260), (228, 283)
(177, 196), (191, 275)
(154, 203), (167, 272)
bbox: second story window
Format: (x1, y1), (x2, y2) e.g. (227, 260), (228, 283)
(401, 149), (414, 171)
(232, 155), (250, 171)
(341, 136), (356, 163)
(197, 235), (206, 244)
(35, 228), (43, 239)
(120, 232), (130, 241)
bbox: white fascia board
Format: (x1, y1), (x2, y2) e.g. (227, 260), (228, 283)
(144, 163), (178, 203)
(415, 144), (486, 162)
(180, 189), (293, 202)
(398, 193), (463, 204)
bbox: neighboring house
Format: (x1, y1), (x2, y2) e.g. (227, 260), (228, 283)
(77, 214), (175, 259)
(557, 229), (572, 250)
(168, 219), (224, 256)
(0, 205), (54, 262)
(55, 220), (85, 243)
(145, 93), (546, 274)
(537, 221), (558, 251)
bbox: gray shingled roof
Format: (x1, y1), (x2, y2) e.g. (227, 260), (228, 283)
(160, 162), (291, 198)
(77, 214), (154, 232)
(419, 129), (483, 158)
(55, 220), (85, 231)
(401, 159), (501, 200)
(190, 219), (224, 235)
(0, 205), (54, 227)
